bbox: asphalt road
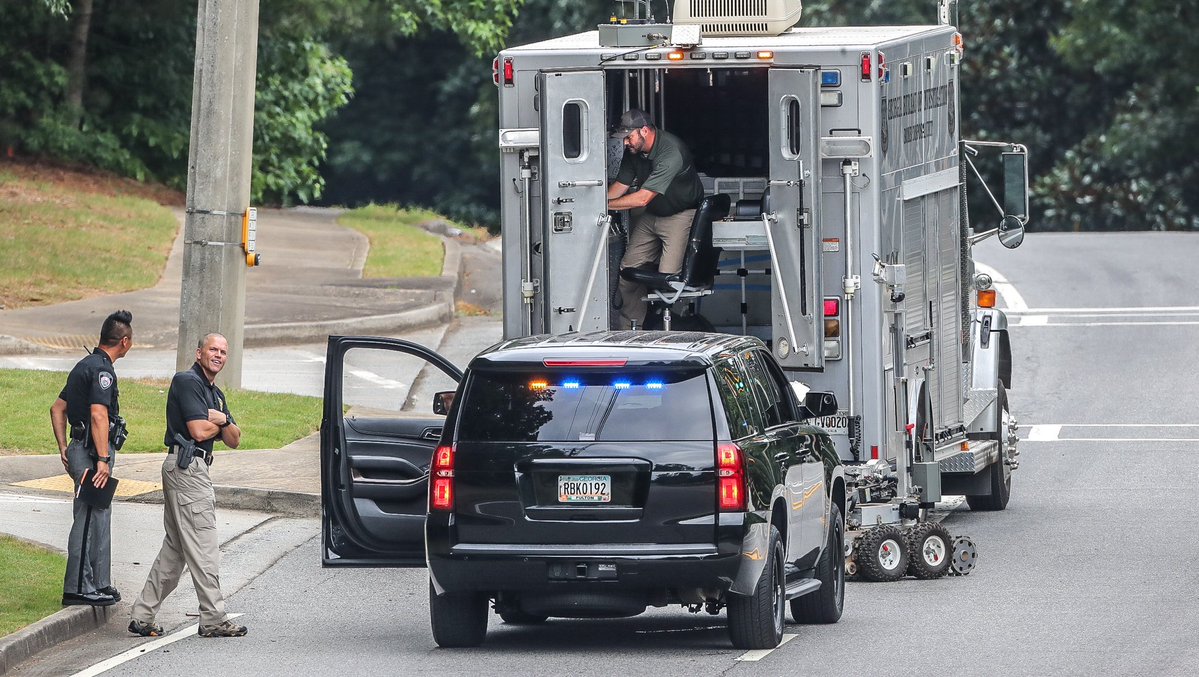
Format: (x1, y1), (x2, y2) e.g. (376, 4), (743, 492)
(15, 232), (1199, 676)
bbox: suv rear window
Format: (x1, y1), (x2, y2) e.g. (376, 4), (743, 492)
(457, 369), (714, 442)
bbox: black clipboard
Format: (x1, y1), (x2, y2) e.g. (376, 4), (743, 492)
(76, 469), (119, 509)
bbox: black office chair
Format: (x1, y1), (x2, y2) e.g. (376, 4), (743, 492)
(620, 193), (732, 330)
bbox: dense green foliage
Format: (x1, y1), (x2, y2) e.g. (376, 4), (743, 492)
(4, 0), (522, 206)
(5, 0), (1197, 230)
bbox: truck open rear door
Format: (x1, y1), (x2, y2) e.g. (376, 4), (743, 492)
(537, 69), (608, 334)
(767, 68), (823, 368)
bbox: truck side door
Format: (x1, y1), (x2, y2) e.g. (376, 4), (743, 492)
(767, 68), (823, 368)
(537, 69), (608, 334)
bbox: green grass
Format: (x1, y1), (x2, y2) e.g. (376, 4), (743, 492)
(0, 535), (66, 635)
(0, 369), (322, 454)
(338, 204), (448, 278)
(0, 170), (178, 309)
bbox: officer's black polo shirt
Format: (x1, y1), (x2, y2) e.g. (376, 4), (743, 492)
(164, 362), (232, 453)
(58, 348), (118, 427)
(615, 129), (704, 217)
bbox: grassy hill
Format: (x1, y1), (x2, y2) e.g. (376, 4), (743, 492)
(0, 160), (181, 310)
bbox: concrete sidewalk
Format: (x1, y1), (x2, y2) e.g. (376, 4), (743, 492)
(0, 207), (458, 353)
(0, 207), (505, 673)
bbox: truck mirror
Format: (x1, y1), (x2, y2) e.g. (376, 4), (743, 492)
(998, 214), (1025, 249)
(432, 390), (456, 415)
(1002, 150), (1029, 223)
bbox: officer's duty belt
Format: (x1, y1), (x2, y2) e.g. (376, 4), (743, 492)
(69, 423), (88, 441)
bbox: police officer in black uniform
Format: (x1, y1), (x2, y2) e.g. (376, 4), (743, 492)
(50, 310), (133, 606)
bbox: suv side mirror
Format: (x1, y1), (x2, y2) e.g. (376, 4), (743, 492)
(799, 391), (837, 419)
(432, 390), (456, 415)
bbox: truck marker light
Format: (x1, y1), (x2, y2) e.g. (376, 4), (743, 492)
(878, 51), (888, 82)
(977, 289), (996, 308)
(431, 445), (455, 511)
(668, 50), (685, 61)
(718, 443), (746, 511)
(871, 445), (879, 460)
(503, 57), (515, 87)
(544, 359), (628, 367)
(824, 298), (840, 317)
(824, 319), (841, 338)
(756, 50), (773, 61)
(492, 57), (499, 85)
(860, 52), (872, 81)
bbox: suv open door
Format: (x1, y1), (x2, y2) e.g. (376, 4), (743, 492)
(321, 336), (463, 566)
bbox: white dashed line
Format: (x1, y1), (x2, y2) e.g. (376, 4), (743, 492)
(735, 633), (797, 662)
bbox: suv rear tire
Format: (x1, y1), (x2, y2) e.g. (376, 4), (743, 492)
(727, 525), (785, 649)
(790, 503), (844, 624)
(429, 580), (488, 647)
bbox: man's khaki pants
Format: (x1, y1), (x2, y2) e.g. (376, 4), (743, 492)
(617, 207), (696, 329)
(130, 454), (229, 626)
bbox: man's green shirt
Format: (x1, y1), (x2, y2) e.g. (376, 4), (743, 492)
(616, 129), (704, 217)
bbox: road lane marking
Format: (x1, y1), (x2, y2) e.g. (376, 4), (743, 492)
(1027, 425), (1061, 441)
(1017, 315), (1048, 326)
(0, 491), (69, 504)
(1006, 306), (1199, 314)
(1014, 320), (1199, 327)
(975, 263), (1026, 312)
(736, 633), (797, 662)
(71, 613), (244, 677)
(346, 367), (405, 389)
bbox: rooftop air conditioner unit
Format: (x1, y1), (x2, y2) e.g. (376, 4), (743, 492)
(672, 0), (802, 37)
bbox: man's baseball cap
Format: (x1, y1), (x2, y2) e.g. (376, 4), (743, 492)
(611, 109), (654, 138)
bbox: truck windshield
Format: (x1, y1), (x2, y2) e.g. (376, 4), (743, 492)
(457, 368), (713, 442)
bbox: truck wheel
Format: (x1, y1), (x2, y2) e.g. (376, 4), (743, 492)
(727, 525), (785, 649)
(906, 521), (953, 580)
(967, 385), (1011, 511)
(429, 580), (488, 648)
(855, 525), (909, 582)
(790, 503), (844, 624)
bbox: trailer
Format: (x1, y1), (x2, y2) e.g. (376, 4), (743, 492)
(493, 0), (1028, 580)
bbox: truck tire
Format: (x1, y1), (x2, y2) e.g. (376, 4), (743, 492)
(906, 521), (953, 579)
(429, 580), (488, 648)
(790, 503), (844, 624)
(856, 525), (909, 582)
(727, 525), (785, 649)
(967, 384), (1011, 511)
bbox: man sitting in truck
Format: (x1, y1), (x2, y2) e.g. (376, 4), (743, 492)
(607, 109), (705, 330)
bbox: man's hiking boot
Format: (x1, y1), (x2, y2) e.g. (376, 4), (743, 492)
(128, 619), (164, 637)
(198, 620), (247, 637)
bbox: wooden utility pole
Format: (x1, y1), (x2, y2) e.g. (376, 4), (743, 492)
(176, 0), (260, 386)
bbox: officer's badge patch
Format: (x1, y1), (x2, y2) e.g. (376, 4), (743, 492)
(99, 373), (113, 390)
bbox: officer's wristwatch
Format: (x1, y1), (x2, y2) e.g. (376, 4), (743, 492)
(219, 415), (233, 428)
(97, 456), (111, 464)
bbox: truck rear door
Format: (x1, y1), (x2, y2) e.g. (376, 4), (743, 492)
(536, 69), (609, 334)
(767, 68), (823, 368)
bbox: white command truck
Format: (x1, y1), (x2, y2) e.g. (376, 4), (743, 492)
(493, 0), (1029, 580)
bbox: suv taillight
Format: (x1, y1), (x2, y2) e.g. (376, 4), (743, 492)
(717, 443), (746, 511)
(431, 445), (455, 511)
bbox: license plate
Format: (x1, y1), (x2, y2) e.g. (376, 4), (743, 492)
(558, 474), (611, 503)
(815, 412), (849, 435)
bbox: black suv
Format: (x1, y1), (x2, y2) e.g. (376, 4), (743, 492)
(320, 332), (846, 650)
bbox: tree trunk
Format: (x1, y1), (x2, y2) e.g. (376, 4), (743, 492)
(64, 0), (94, 129)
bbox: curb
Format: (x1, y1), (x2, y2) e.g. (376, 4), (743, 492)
(122, 485), (319, 518)
(0, 600), (114, 675)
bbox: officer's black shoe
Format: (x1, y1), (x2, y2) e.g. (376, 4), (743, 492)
(62, 591), (117, 607)
(98, 586), (121, 602)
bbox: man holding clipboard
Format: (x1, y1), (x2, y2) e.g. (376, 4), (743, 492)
(49, 310), (133, 607)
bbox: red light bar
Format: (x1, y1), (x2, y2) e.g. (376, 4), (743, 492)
(542, 359), (628, 367)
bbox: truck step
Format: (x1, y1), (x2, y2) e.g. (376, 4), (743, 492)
(784, 578), (822, 600)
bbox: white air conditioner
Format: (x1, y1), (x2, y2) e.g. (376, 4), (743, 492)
(673, 0), (802, 37)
